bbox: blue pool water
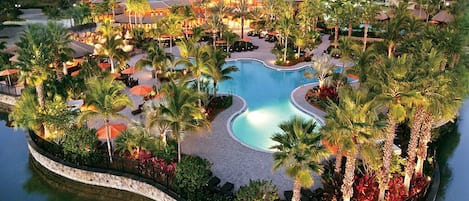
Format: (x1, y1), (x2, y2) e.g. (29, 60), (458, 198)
(218, 60), (318, 151)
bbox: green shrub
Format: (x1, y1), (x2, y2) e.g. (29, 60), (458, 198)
(174, 155), (212, 199)
(62, 126), (98, 164)
(235, 179), (279, 201)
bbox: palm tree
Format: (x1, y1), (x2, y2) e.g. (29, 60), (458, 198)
(159, 79), (210, 162)
(136, 41), (174, 93)
(161, 13), (183, 55)
(222, 30), (240, 53)
(204, 48), (239, 97)
(304, 54), (336, 91)
(271, 116), (330, 201)
(97, 18), (121, 39)
(378, 3), (410, 58)
(46, 22), (74, 79)
(298, 0), (324, 32)
(232, 0), (252, 39)
(275, 13), (296, 63)
(177, 41), (211, 106)
(97, 36), (128, 73)
(322, 87), (382, 201)
(108, 0), (118, 18)
(359, 2), (380, 51)
(16, 24), (53, 109)
(342, 1), (359, 37)
(325, 0), (344, 48)
(145, 101), (171, 146)
(77, 76), (133, 163)
(366, 55), (415, 201)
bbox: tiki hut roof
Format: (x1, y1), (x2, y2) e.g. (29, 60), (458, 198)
(432, 10), (454, 23)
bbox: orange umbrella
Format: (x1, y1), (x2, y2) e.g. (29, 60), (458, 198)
(71, 70), (80, 77)
(96, 123), (127, 140)
(98, 63), (111, 70)
(315, 27), (324, 31)
(184, 30), (194, 35)
(215, 40), (227, 44)
(121, 67), (138, 74)
(0, 69), (19, 85)
(153, 93), (165, 99)
(110, 73), (121, 78)
(241, 37), (252, 42)
(130, 85), (153, 96)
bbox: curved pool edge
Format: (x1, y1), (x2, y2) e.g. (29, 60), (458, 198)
(290, 83), (327, 126)
(226, 57), (312, 72)
(220, 94), (276, 153)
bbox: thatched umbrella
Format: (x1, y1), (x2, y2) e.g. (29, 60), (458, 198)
(432, 10), (454, 23)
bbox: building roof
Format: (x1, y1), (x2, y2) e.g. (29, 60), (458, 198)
(432, 10), (454, 23)
(114, 14), (164, 24)
(411, 8), (428, 20)
(70, 40), (94, 58)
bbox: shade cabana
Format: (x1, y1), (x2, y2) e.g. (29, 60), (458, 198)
(432, 10), (454, 23)
(0, 69), (19, 86)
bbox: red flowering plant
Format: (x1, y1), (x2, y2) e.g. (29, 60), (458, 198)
(352, 174), (379, 201)
(136, 149), (177, 179)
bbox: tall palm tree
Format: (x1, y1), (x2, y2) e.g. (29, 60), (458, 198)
(46, 22), (74, 79)
(378, 2), (410, 58)
(16, 24), (53, 109)
(159, 79), (210, 162)
(97, 18), (121, 39)
(136, 41), (174, 93)
(161, 13), (183, 55)
(145, 101), (171, 146)
(366, 55), (415, 201)
(77, 76), (132, 163)
(325, 0), (344, 48)
(232, 0), (251, 39)
(222, 30), (240, 53)
(322, 87), (382, 201)
(108, 0), (118, 18)
(275, 13), (296, 63)
(271, 116), (330, 201)
(204, 48), (238, 97)
(97, 36), (128, 73)
(177, 41), (211, 106)
(359, 2), (380, 51)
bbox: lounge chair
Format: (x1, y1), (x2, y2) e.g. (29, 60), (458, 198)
(220, 182), (234, 196)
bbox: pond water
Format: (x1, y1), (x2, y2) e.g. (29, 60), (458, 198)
(0, 111), (151, 201)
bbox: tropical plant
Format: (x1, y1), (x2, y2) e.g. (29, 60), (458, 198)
(136, 41), (173, 93)
(271, 116), (330, 201)
(46, 22), (74, 80)
(275, 8), (296, 63)
(174, 155), (212, 198)
(204, 48), (238, 97)
(16, 24), (54, 109)
(145, 101), (171, 146)
(161, 13), (183, 55)
(232, 0), (252, 39)
(63, 126), (98, 164)
(96, 35), (128, 73)
(358, 1), (380, 51)
(9, 88), (42, 133)
(321, 87), (382, 201)
(304, 54), (335, 91)
(235, 180), (279, 201)
(77, 76), (132, 163)
(159, 79), (210, 162)
(114, 122), (149, 158)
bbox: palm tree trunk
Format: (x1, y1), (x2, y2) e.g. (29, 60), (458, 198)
(155, 72), (159, 94)
(292, 179), (302, 201)
(62, 62), (68, 75)
(404, 105), (424, 195)
(241, 17), (245, 39)
(170, 36), (173, 55)
(348, 22), (352, 37)
(197, 76), (201, 107)
(379, 117), (397, 201)
(110, 57), (115, 73)
(177, 138), (181, 162)
(334, 26), (339, 47)
(363, 21), (369, 52)
(36, 83), (45, 108)
(334, 149), (343, 173)
(160, 130), (167, 146)
(134, 12), (137, 28)
(128, 13), (132, 30)
(105, 119), (113, 163)
(213, 81), (218, 97)
(283, 37), (288, 63)
(387, 41), (394, 58)
(112, 8), (115, 18)
(416, 112), (432, 176)
(341, 155), (357, 201)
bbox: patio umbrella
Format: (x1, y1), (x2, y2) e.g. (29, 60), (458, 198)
(0, 69), (19, 85)
(130, 85), (153, 96)
(96, 123), (127, 140)
(241, 37), (252, 42)
(121, 67), (138, 74)
(98, 63), (111, 70)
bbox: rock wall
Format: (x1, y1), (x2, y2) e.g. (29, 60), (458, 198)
(28, 143), (179, 201)
(0, 94), (17, 106)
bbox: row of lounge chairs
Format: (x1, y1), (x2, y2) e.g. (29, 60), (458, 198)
(206, 176), (234, 197)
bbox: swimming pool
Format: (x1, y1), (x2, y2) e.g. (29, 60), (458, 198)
(218, 60), (319, 152)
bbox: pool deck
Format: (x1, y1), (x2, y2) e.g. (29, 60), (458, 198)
(181, 34), (337, 195)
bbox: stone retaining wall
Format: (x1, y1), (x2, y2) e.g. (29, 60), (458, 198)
(0, 94), (17, 106)
(27, 138), (179, 201)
